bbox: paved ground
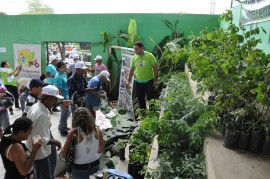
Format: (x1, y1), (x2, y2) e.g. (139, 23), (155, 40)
(205, 134), (270, 179)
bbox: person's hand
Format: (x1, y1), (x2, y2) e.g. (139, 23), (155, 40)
(84, 88), (92, 93)
(32, 138), (43, 150)
(98, 92), (107, 98)
(126, 83), (132, 89)
(0, 93), (6, 98)
(15, 65), (21, 71)
(63, 100), (71, 108)
(153, 80), (157, 87)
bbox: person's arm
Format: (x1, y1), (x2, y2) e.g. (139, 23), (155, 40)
(96, 127), (105, 153)
(14, 65), (22, 77)
(127, 67), (135, 84)
(60, 129), (76, 159)
(10, 142), (42, 176)
(126, 67), (135, 89)
(67, 78), (76, 96)
(47, 139), (62, 151)
(45, 71), (54, 78)
(45, 66), (54, 78)
(153, 64), (159, 86)
(22, 96), (35, 117)
(87, 67), (94, 73)
(87, 63), (96, 73)
(7, 66), (20, 76)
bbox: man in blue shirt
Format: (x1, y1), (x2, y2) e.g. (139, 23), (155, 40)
(46, 55), (60, 113)
(54, 61), (71, 136)
(85, 70), (110, 118)
(46, 55), (57, 85)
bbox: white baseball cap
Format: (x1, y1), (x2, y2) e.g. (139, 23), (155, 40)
(75, 61), (88, 69)
(49, 55), (56, 63)
(95, 55), (102, 60)
(41, 85), (64, 99)
(99, 70), (110, 81)
(73, 54), (79, 60)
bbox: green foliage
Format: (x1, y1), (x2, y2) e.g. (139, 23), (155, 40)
(117, 139), (127, 149)
(143, 73), (217, 178)
(128, 19), (140, 47)
(148, 152), (206, 179)
(150, 18), (187, 75)
(129, 129), (154, 165)
(100, 19), (140, 53)
(189, 109), (218, 151)
(187, 10), (270, 129)
(0, 12), (7, 15)
(21, 0), (54, 15)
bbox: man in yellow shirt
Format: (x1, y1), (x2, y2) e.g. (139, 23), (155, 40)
(0, 61), (21, 115)
(127, 41), (159, 109)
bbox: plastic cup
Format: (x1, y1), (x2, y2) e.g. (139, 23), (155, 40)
(33, 135), (41, 143)
(89, 175), (96, 179)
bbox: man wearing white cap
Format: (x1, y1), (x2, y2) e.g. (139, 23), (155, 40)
(46, 55), (57, 85)
(67, 53), (80, 77)
(46, 55), (60, 113)
(89, 55), (107, 75)
(67, 61), (90, 113)
(85, 70), (110, 117)
(26, 85), (63, 179)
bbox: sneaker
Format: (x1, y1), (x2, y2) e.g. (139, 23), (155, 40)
(10, 111), (14, 115)
(60, 131), (68, 136)
(58, 127), (70, 131)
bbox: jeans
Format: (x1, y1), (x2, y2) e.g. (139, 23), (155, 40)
(49, 132), (57, 177)
(5, 85), (19, 111)
(0, 110), (10, 130)
(134, 79), (155, 109)
(34, 156), (54, 179)
(59, 104), (70, 133)
(20, 92), (28, 113)
(72, 165), (99, 179)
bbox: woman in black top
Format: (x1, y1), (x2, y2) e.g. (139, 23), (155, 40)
(0, 117), (43, 179)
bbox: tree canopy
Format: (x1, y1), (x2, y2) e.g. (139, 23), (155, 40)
(21, 0), (54, 15)
(0, 12), (7, 15)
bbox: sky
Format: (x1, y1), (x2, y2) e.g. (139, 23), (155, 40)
(0, 0), (234, 15)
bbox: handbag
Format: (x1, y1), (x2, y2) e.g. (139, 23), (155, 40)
(65, 131), (76, 174)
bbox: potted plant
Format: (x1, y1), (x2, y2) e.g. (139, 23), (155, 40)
(117, 139), (127, 160)
(262, 121), (270, 155)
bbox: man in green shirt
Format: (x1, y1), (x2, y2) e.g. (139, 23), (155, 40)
(127, 41), (159, 109)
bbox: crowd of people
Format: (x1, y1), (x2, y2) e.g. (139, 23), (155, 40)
(0, 41), (158, 179)
(0, 54), (109, 178)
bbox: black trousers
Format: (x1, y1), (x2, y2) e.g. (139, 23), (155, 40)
(134, 79), (155, 109)
(5, 85), (19, 111)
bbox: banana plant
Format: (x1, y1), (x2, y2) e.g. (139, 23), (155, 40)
(100, 19), (140, 53)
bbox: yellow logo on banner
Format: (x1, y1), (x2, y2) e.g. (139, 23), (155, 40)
(17, 48), (39, 67)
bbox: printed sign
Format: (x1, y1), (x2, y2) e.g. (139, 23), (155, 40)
(13, 44), (41, 78)
(0, 47), (6, 53)
(117, 47), (135, 120)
